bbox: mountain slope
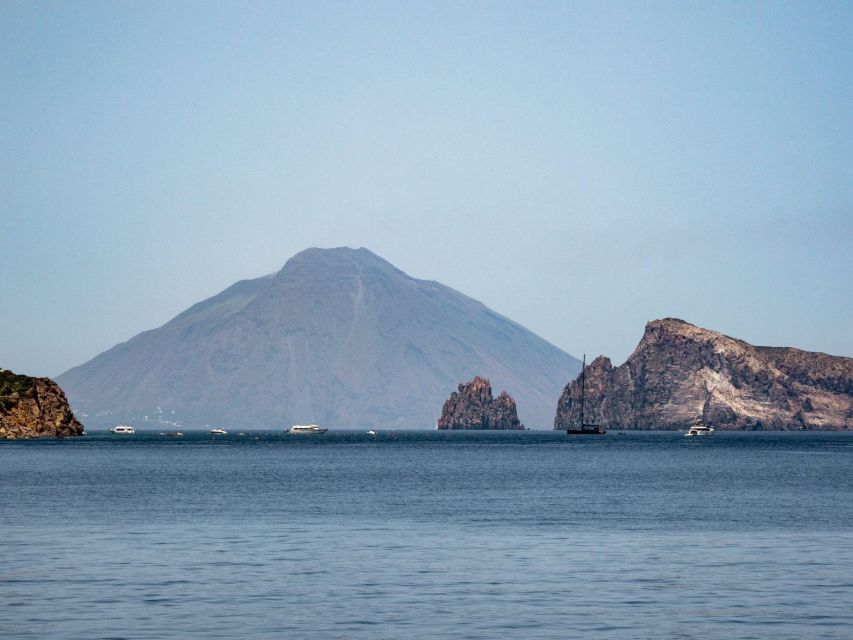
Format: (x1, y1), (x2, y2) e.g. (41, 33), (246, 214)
(59, 248), (580, 428)
(554, 318), (853, 430)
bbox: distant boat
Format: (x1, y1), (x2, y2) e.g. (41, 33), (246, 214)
(209, 428), (227, 435)
(110, 425), (135, 434)
(287, 424), (328, 435)
(167, 431), (184, 437)
(367, 430), (377, 435)
(685, 421), (715, 437)
(566, 354), (607, 435)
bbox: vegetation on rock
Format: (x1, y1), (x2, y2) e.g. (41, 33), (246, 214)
(0, 368), (84, 439)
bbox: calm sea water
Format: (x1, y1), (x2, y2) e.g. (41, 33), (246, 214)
(2, 430), (852, 639)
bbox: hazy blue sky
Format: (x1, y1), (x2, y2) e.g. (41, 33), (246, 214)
(2, 1), (851, 377)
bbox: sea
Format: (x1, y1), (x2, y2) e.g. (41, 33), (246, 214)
(2, 430), (852, 639)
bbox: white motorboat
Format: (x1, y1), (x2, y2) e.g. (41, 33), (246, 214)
(209, 428), (227, 435)
(110, 425), (135, 434)
(367, 430), (377, 435)
(685, 422), (715, 437)
(287, 424), (328, 435)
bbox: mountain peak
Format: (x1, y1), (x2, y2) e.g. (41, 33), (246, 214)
(646, 318), (698, 333)
(641, 318), (749, 355)
(644, 317), (728, 342)
(280, 246), (402, 276)
(58, 248), (579, 428)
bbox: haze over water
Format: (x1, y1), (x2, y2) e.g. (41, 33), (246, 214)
(3, 431), (852, 639)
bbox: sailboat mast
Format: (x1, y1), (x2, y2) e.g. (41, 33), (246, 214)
(580, 354), (586, 428)
(566, 353), (605, 435)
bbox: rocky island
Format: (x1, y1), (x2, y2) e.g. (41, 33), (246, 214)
(0, 368), (84, 439)
(554, 319), (853, 431)
(437, 376), (524, 430)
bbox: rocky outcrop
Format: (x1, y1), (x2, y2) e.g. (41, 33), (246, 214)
(0, 369), (84, 439)
(554, 319), (853, 431)
(437, 376), (524, 430)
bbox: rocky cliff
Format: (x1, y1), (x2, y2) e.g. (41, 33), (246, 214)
(554, 319), (853, 431)
(59, 247), (579, 428)
(0, 369), (84, 439)
(437, 376), (524, 430)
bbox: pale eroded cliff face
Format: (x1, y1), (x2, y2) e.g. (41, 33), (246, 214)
(438, 376), (524, 430)
(554, 319), (853, 431)
(0, 369), (84, 439)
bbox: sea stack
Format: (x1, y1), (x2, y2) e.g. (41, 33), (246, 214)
(437, 376), (524, 430)
(554, 319), (853, 431)
(0, 368), (84, 439)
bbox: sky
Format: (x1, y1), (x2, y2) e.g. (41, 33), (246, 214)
(1, 1), (851, 377)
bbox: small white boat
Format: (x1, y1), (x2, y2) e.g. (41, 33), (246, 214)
(209, 428), (227, 435)
(367, 430), (377, 436)
(287, 424), (328, 435)
(110, 425), (135, 434)
(685, 421), (715, 437)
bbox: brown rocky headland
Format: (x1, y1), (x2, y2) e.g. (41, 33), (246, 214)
(438, 376), (524, 430)
(0, 368), (84, 439)
(554, 319), (853, 431)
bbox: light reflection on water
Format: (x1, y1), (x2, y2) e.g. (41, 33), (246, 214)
(2, 431), (852, 639)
